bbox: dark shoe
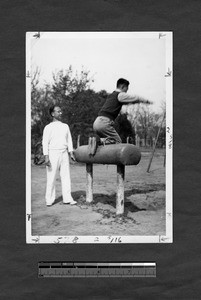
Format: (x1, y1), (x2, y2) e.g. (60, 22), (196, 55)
(100, 137), (117, 145)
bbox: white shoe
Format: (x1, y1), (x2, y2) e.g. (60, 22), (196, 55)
(69, 200), (77, 205)
(63, 200), (77, 205)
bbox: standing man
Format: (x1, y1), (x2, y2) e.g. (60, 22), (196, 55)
(93, 78), (152, 144)
(42, 105), (77, 206)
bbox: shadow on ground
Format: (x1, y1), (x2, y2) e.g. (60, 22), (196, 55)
(52, 183), (166, 220)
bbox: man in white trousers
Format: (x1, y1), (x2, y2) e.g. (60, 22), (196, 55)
(42, 105), (77, 206)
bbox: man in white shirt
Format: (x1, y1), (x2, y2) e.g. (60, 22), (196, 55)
(42, 105), (77, 206)
(93, 78), (152, 144)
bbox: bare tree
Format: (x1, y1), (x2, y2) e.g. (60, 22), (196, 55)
(121, 102), (166, 147)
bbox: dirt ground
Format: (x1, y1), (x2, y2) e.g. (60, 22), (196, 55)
(31, 149), (166, 237)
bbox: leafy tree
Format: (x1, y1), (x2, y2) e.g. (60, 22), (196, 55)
(31, 68), (55, 151)
(51, 66), (93, 103)
(61, 89), (107, 146)
(31, 66), (105, 150)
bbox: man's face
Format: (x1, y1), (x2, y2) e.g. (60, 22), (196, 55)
(122, 85), (128, 93)
(52, 106), (62, 120)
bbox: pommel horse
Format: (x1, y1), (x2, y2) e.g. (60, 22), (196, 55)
(74, 143), (141, 216)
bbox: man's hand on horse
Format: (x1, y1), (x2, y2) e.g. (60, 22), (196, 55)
(70, 151), (76, 162)
(45, 155), (51, 167)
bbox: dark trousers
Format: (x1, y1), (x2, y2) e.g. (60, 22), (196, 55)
(93, 116), (122, 144)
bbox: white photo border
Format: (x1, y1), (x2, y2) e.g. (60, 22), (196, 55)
(26, 31), (173, 244)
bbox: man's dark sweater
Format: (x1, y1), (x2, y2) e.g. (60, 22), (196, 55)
(98, 91), (122, 121)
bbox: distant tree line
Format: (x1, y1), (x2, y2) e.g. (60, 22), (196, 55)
(31, 66), (165, 153)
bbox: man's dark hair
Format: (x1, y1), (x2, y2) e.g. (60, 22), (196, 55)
(117, 78), (130, 88)
(49, 105), (58, 117)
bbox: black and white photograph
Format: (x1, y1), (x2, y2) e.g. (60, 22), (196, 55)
(26, 31), (172, 243)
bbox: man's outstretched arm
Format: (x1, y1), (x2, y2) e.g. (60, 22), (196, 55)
(118, 92), (153, 104)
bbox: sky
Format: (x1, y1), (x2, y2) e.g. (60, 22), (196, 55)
(29, 32), (169, 112)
